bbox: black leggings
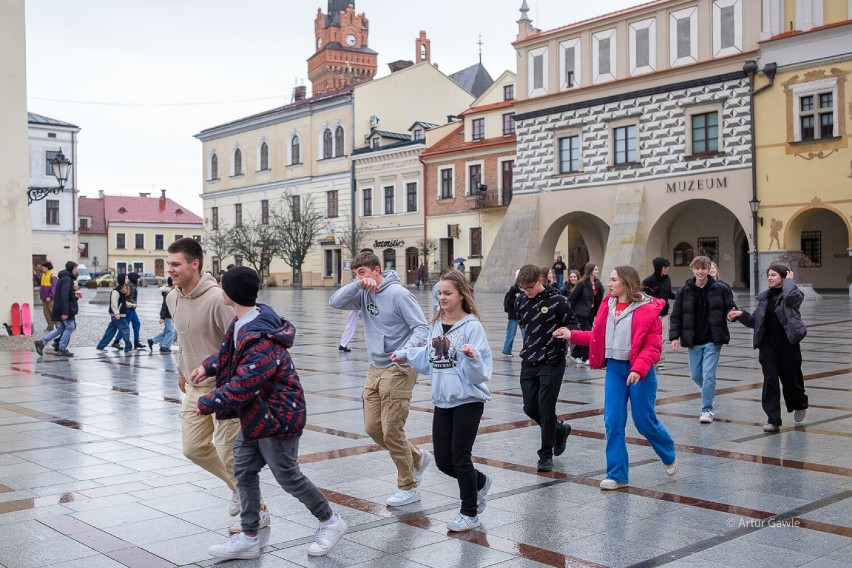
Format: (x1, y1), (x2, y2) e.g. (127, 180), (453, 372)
(759, 340), (808, 426)
(432, 402), (486, 517)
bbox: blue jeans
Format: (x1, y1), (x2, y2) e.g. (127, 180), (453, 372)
(151, 318), (175, 349)
(555, 274), (564, 288)
(503, 318), (519, 354)
(687, 343), (722, 413)
(234, 431), (332, 533)
(603, 359), (676, 483)
(97, 317), (131, 351)
(126, 308), (141, 344)
(43, 319), (76, 350)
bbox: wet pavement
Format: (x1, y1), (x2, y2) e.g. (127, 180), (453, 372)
(1, 287), (850, 567)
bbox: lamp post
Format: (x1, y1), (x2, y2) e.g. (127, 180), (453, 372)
(749, 197), (762, 296)
(27, 148), (72, 205)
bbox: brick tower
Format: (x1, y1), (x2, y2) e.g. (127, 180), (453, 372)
(307, 1), (378, 95)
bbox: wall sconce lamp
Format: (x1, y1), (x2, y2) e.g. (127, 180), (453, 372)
(28, 149), (72, 205)
(749, 197), (763, 227)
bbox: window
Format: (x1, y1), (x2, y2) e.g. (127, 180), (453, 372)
(335, 126), (345, 157)
(45, 150), (59, 176)
(468, 164), (482, 195)
(133, 262), (143, 274)
(440, 168), (453, 199)
(406, 182), (417, 212)
(261, 200), (269, 225)
(291, 195), (300, 222)
(291, 135), (301, 164)
(211, 207), (218, 231)
(79, 242), (89, 258)
(363, 188), (372, 216)
(323, 129), (333, 158)
(501, 160), (514, 206)
(801, 231), (821, 266)
(233, 148), (242, 176)
(210, 154), (218, 180)
(559, 38), (581, 89)
(135, 234), (144, 250)
(613, 125), (638, 165)
(470, 227), (482, 257)
(691, 112), (719, 155)
(79, 218), (89, 229)
(558, 135), (581, 173)
(413, 129), (424, 140)
(592, 28), (616, 83)
(155, 234), (164, 250)
(384, 186), (395, 215)
(472, 118), (485, 141)
(799, 92), (835, 141)
(697, 237), (719, 263)
(504, 84), (514, 100)
(371, 137), (381, 149)
(327, 190), (338, 218)
(670, 7), (698, 66)
(383, 249), (396, 270)
(629, 18), (656, 76)
(116, 233), (126, 249)
(45, 199), (59, 225)
(503, 113), (516, 136)
(174, 234), (183, 241)
(673, 242), (694, 266)
(259, 142), (269, 171)
(47, 132), (56, 138)
(117, 262), (127, 274)
(325, 250), (334, 277)
(713, 0), (742, 57)
(528, 46), (549, 97)
(234, 255), (243, 267)
(235, 203), (242, 228)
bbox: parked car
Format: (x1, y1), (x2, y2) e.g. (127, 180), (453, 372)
(76, 264), (91, 286)
(137, 272), (164, 286)
(94, 273), (115, 287)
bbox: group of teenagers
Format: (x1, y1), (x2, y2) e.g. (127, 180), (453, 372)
(125, 237), (811, 561)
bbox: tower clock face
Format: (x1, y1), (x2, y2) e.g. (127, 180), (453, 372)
(345, 34), (357, 47)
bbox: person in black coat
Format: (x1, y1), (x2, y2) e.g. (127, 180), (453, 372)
(501, 271), (522, 356)
(670, 256), (736, 424)
(34, 261), (80, 357)
(568, 262), (605, 365)
(643, 257), (676, 370)
(728, 264), (808, 432)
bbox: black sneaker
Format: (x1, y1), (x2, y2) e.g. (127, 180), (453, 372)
(147, 339), (154, 350)
(159, 347), (172, 353)
(111, 341), (121, 349)
(536, 457), (553, 472)
(56, 349), (74, 357)
(52, 340), (60, 351)
(34, 339), (44, 356)
(554, 422), (571, 457)
(338, 345), (351, 352)
(135, 342), (147, 350)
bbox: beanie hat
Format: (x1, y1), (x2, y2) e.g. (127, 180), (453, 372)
(221, 266), (260, 306)
(117, 273), (127, 286)
(65, 261), (77, 273)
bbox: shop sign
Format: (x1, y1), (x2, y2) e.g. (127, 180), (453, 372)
(374, 239), (405, 248)
(666, 176), (727, 193)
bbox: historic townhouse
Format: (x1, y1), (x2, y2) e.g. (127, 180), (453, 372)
(421, 72), (517, 284)
(752, 2), (852, 293)
(477, 0), (763, 292)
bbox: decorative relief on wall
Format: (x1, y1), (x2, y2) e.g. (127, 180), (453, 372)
(794, 149), (838, 160)
(769, 218), (782, 249)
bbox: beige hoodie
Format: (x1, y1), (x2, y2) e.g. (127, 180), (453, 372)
(166, 272), (234, 387)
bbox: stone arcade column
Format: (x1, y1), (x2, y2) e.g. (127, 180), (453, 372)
(600, 185), (648, 275)
(0, 0), (34, 312)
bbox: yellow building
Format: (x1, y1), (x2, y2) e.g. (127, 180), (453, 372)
(754, 4), (852, 293)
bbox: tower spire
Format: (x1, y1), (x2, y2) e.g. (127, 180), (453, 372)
(477, 35), (483, 65)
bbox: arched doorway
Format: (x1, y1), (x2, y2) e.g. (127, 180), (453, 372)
(540, 212), (610, 274)
(785, 207), (850, 290)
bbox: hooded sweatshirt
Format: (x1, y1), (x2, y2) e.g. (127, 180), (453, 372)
(52, 269), (79, 320)
(642, 257), (675, 316)
(329, 270), (429, 368)
(166, 272), (234, 386)
(395, 314), (492, 409)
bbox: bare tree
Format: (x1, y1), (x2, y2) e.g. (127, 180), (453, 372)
(204, 223), (235, 268)
(228, 215), (281, 286)
(416, 237), (439, 281)
(340, 216), (374, 258)
(274, 194), (325, 286)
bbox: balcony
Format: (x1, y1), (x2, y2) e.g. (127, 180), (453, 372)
(472, 187), (513, 209)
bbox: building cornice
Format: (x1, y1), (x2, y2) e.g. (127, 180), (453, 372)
(200, 172), (351, 201)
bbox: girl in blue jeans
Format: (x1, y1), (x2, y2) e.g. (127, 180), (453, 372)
(557, 265), (677, 489)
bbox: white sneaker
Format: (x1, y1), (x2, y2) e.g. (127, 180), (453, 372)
(476, 474), (492, 514)
(209, 532), (260, 560)
(794, 409), (806, 423)
(415, 450), (432, 486)
(600, 479), (628, 490)
(573, 357), (584, 365)
(447, 513), (481, 532)
(228, 491), (240, 516)
(699, 411), (713, 423)
(307, 514), (348, 557)
(763, 423), (780, 433)
(385, 488), (421, 507)
(229, 504), (271, 535)
(664, 460), (678, 476)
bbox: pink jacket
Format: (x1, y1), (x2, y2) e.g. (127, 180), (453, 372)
(570, 295), (664, 378)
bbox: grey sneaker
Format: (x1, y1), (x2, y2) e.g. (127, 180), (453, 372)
(34, 339), (44, 356)
(229, 491), (240, 516)
(447, 513), (481, 532)
(664, 460), (678, 476)
(415, 450), (432, 486)
(56, 349), (74, 357)
(794, 409), (806, 423)
(208, 532), (260, 560)
(308, 514), (348, 556)
(385, 488), (420, 506)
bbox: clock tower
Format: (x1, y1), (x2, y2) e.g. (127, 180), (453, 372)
(308, 1), (378, 95)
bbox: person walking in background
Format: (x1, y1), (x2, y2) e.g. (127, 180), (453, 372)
(569, 262), (605, 365)
(393, 269), (493, 532)
(197, 267), (347, 560)
(552, 256), (567, 289)
(338, 310), (361, 352)
(556, 265), (677, 490)
(457, 259), (465, 274)
(148, 277), (175, 353)
(669, 256), (736, 424)
(96, 273), (132, 353)
(642, 257), (676, 371)
(329, 250), (431, 507)
(515, 264), (579, 472)
(709, 262), (732, 294)
(502, 270), (522, 356)
(34, 261), (80, 357)
(415, 264), (426, 290)
(166, 238), (271, 533)
(34, 261), (58, 332)
(728, 265), (808, 432)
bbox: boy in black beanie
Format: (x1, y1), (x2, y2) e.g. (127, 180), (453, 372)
(194, 267), (347, 560)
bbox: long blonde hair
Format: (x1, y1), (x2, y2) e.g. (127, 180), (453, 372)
(432, 269), (480, 323)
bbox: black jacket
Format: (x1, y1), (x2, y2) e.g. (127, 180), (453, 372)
(669, 276), (735, 346)
(503, 284), (521, 320)
(569, 279), (605, 320)
(734, 279), (807, 348)
(51, 269), (78, 320)
(159, 289), (171, 320)
(642, 258), (675, 316)
(127, 281), (139, 309)
(515, 286), (579, 364)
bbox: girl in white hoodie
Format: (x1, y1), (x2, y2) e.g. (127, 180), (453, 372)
(393, 269), (492, 532)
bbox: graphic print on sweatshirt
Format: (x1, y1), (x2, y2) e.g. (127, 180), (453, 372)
(517, 290), (577, 364)
(366, 302), (379, 316)
(429, 329), (464, 369)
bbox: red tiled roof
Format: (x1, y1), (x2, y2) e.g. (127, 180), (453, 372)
(78, 197), (107, 234)
(421, 124), (516, 159)
(459, 100), (515, 117)
(103, 195), (203, 225)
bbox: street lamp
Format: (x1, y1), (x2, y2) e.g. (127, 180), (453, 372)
(27, 148), (72, 205)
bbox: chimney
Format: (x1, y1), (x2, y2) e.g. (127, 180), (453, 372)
(139, 192), (150, 198)
(416, 31), (431, 63)
(293, 85), (307, 101)
(388, 60), (414, 73)
(160, 188), (167, 200)
(98, 190), (104, 198)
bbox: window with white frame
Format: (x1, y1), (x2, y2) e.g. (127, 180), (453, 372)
(795, 0), (824, 31)
(612, 124), (638, 165)
(502, 113), (515, 136)
(335, 126), (345, 157)
(155, 234), (164, 250)
(116, 233), (126, 249)
(117, 262), (127, 274)
(670, 7), (698, 67)
(135, 234), (144, 250)
(258, 141), (269, 171)
(558, 135), (581, 173)
(363, 188), (373, 216)
(384, 186), (395, 215)
(713, 0), (742, 57)
(440, 168), (454, 199)
(629, 18), (656, 76)
(592, 28), (617, 84)
(211, 207), (218, 230)
(290, 135), (301, 164)
(406, 182), (417, 212)
(232, 147), (242, 176)
(210, 153), (219, 180)
(466, 163), (483, 196)
(559, 38), (581, 90)
(504, 84), (515, 100)
(45, 150), (60, 175)
(470, 227), (482, 257)
(327, 190), (339, 218)
(790, 78), (838, 142)
(527, 46), (549, 98)
(472, 118), (485, 141)
(691, 112), (720, 155)
(46, 199), (59, 225)
(323, 129), (333, 158)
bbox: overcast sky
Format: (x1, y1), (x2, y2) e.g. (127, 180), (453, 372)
(26, 0), (640, 213)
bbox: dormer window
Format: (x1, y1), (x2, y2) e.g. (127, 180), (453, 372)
(372, 138), (381, 149)
(414, 129), (424, 140)
(118, 207), (127, 214)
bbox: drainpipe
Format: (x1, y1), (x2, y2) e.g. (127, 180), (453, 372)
(742, 60), (777, 297)
(349, 91), (356, 282)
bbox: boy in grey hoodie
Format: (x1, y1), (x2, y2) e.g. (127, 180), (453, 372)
(329, 251), (431, 507)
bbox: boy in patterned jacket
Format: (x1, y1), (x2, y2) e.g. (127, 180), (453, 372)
(195, 267), (347, 560)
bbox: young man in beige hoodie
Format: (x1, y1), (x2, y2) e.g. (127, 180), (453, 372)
(166, 238), (270, 533)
